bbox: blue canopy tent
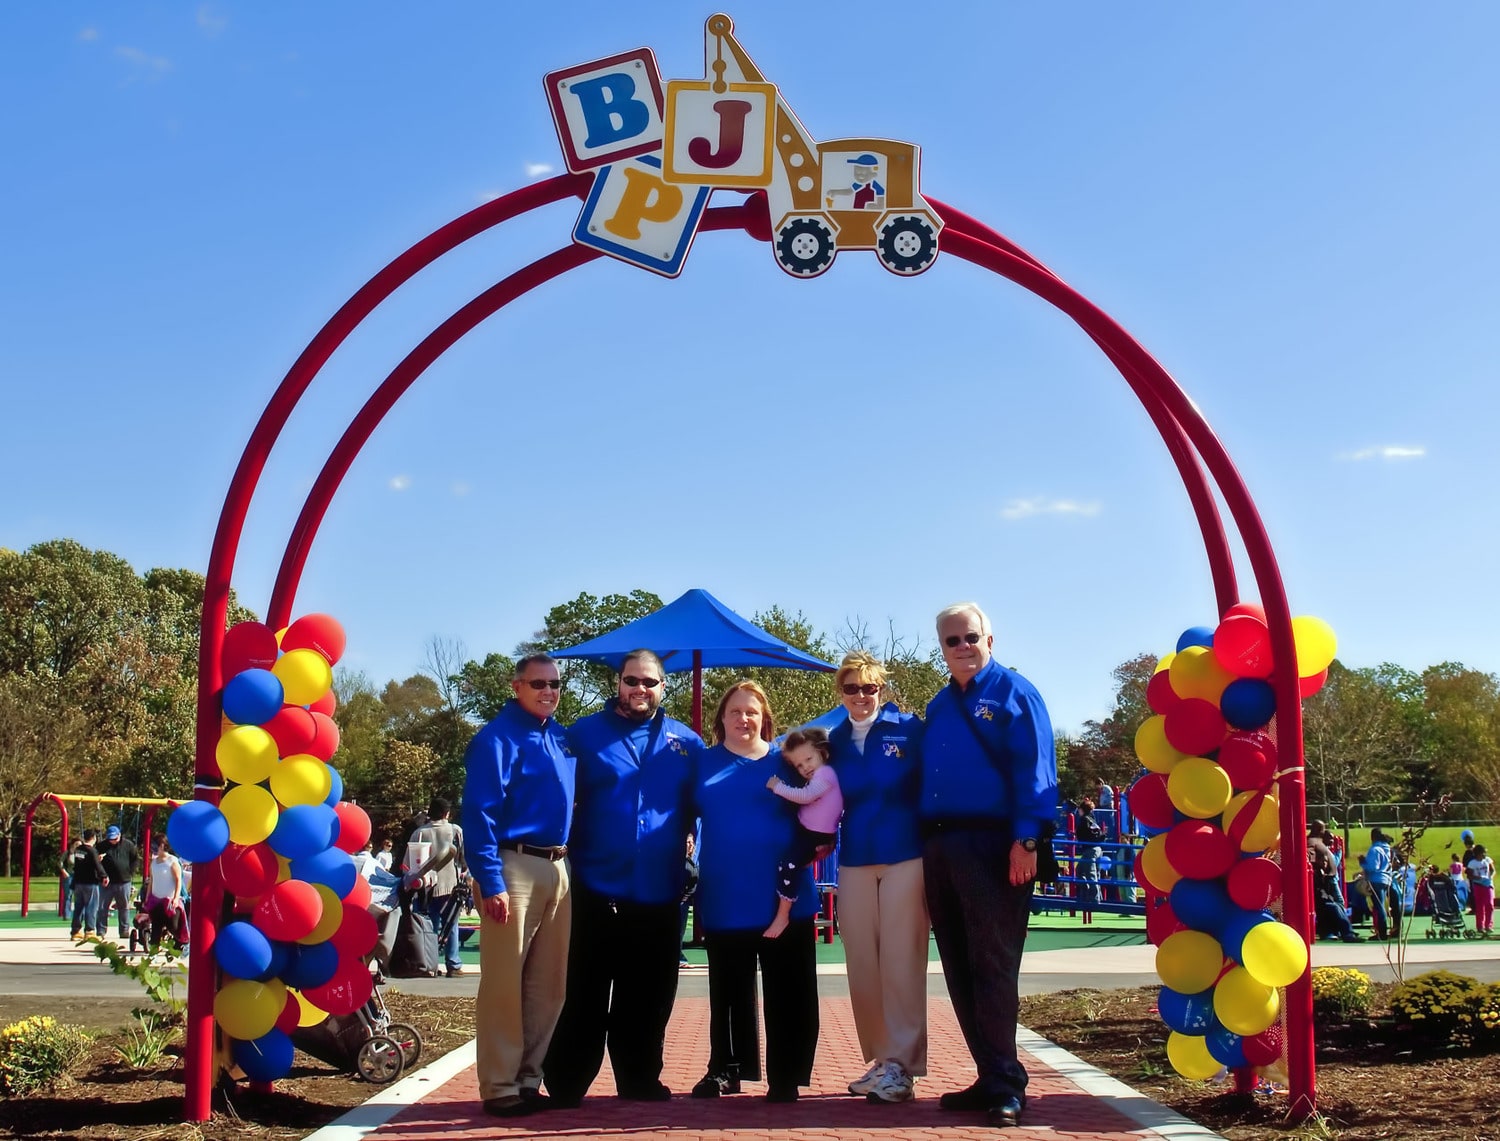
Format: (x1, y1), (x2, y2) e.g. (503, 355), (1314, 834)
(552, 588), (835, 733)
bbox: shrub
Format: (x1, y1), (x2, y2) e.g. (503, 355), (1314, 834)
(1390, 970), (1488, 1047)
(1311, 966), (1373, 1021)
(1478, 982), (1500, 1043)
(0, 1016), (92, 1097)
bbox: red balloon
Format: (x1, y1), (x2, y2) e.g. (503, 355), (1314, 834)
(1227, 856), (1284, 910)
(1243, 1021), (1284, 1067)
(1146, 669), (1181, 716)
(342, 876), (372, 910)
(1163, 698), (1228, 756)
(281, 614), (347, 666)
(309, 690), (338, 717)
(1144, 893), (1186, 946)
(1212, 614), (1274, 679)
(1128, 773), (1175, 831)
(1219, 731), (1277, 791)
(332, 803), (371, 854)
(1298, 669), (1328, 698)
(265, 705), (318, 757)
(330, 902), (380, 959)
(222, 622), (280, 678)
(1225, 602), (1266, 622)
(274, 990), (301, 1035)
(305, 955), (374, 1016)
(1164, 821), (1238, 880)
(219, 842), (280, 899)
(306, 712), (341, 762)
(254, 880), (324, 942)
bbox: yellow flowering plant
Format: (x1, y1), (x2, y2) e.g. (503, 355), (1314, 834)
(0, 1015), (92, 1097)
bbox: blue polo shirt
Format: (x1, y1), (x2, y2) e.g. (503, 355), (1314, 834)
(566, 705), (701, 905)
(921, 658), (1057, 842)
(693, 744), (817, 932)
(461, 699), (575, 898)
(829, 704), (924, 867)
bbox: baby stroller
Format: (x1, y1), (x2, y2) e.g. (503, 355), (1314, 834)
(1425, 875), (1478, 941)
(291, 961), (424, 1084)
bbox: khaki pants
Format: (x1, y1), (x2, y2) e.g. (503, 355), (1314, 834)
(475, 853), (572, 1100)
(837, 857), (929, 1074)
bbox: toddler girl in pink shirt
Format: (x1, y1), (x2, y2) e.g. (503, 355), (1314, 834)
(763, 726), (843, 938)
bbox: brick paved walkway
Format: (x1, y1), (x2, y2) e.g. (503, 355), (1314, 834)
(344, 997), (1217, 1140)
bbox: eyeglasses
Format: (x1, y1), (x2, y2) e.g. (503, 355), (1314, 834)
(522, 679), (563, 690)
(622, 675), (662, 689)
(943, 632), (984, 648)
(841, 683), (880, 696)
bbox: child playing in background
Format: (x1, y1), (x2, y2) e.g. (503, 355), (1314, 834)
(1466, 844), (1495, 935)
(763, 727), (843, 939)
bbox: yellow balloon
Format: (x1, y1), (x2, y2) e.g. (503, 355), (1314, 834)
(1169, 645), (1236, 703)
(213, 978), (288, 1041)
(1223, 790), (1281, 852)
(1167, 1031), (1223, 1081)
(270, 755), (333, 807)
(220, 784), (280, 846)
(1156, 929), (1225, 994)
(1213, 966), (1280, 1036)
(1292, 615), (1337, 677)
(1168, 757), (1234, 819)
(287, 988), (329, 1028)
(1135, 715), (1185, 774)
(1140, 833), (1182, 893)
(1240, 921), (1309, 988)
(217, 725), (278, 786)
(1155, 652), (1176, 673)
(273, 647), (333, 707)
(296, 884), (345, 945)
(276, 854), (292, 884)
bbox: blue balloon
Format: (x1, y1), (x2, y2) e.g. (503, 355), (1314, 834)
(1219, 908), (1276, 964)
(1207, 1023), (1248, 1068)
(260, 939), (292, 983)
(323, 765), (344, 807)
(1158, 986), (1216, 1035)
(1171, 879), (1233, 936)
(1176, 626), (1215, 652)
(291, 847), (357, 898)
(269, 803), (339, 860)
(216, 921), (273, 980)
(232, 1028), (295, 1081)
(222, 668), (285, 726)
(166, 801), (231, 864)
(1220, 677), (1276, 731)
(281, 939), (340, 990)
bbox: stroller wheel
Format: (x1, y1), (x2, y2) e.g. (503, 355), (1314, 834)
(355, 1035), (406, 1084)
(384, 1022), (423, 1070)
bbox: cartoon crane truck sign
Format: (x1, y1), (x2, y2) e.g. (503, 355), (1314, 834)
(545, 13), (942, 279)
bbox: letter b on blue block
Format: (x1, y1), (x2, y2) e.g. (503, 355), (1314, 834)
(572, 74), (649, 148)
(546, 50), (667, 173)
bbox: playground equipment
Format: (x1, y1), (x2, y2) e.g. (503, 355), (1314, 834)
(20, 793), (180, 916)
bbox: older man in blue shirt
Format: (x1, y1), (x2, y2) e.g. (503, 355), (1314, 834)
(462, 652), (575, 1118)
(921, 602), (1057, 1129)
(543, 649), (701, 1106)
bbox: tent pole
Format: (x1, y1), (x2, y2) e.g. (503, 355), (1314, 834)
(692, 650), (703, 736)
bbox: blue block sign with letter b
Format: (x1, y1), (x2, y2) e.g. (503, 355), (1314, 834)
(545, 49), (666, 173)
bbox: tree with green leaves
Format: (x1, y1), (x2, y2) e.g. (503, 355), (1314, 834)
(517, 589), (665, 723)
(1300, 661), (1419, 823)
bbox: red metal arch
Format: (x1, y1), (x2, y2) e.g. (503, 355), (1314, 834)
(188, 177), (1314, 1119)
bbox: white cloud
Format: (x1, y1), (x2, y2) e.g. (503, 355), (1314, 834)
(1337, 445), (1426, 462)
(79, 26), (100, 41)
(389, 475), (412, 491)
(476, 189), (503, 204)
(1000, 497), (1102, 521)
(115, 45), (172, 75)
(197, 4), (228, 36)
(451, 481), (471, 497)
(524, 161), (556, 179)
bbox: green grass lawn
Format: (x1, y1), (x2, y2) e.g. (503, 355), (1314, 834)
(0, 876), (65, 907)
(1332, 824), (1495, 867)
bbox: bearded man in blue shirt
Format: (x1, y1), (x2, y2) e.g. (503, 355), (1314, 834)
(543, 649), (702, 1106)
(921, 602), (1057, 1130)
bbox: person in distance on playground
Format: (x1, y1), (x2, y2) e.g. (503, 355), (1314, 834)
(462, 653), (575, 1118)
(543, 650), (702, 1106)
(99, 824), (141, 942)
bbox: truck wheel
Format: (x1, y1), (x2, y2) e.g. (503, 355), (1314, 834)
(876, 214), (939, 275)
(775, 217), (835, 277)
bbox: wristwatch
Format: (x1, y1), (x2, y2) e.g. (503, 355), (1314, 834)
(1017, 837), (1038, 853)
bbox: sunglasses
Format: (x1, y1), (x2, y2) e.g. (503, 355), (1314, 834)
(622, 675), (662, 689)
(841, 683), (880, 696)
(521, 678), (563, 690)
(944, 632), (984, 648)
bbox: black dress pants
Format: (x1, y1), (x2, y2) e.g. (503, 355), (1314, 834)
(542, 883), (682, 1100)
(702, 918), (818, 1088)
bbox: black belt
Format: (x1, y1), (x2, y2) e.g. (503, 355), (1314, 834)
(500, 841), (568, 861)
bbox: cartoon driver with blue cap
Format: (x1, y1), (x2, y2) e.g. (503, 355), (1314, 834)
(826, 152), (885, 211)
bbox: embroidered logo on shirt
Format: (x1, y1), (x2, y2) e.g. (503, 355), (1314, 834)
(666, 735), (690, 755)
(882, 742), (904, 758)
(974, 704), (996, 721)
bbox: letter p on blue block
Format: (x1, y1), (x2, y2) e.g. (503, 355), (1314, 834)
(545, 49), (666, 173)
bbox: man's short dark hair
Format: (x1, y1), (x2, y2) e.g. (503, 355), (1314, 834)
(429, 796), (451, 819)
(514, 652), (557, 676)
(620, 648), (666, 682)
(82, 828), (96, 842)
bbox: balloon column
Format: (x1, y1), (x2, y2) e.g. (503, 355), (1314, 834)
(1127, 605), (1336, 1081)
(168, 614), (377, 1083)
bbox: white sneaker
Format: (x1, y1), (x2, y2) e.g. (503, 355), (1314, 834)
(867, 1061), (915, 1103)
(847, 1061), (885, 1096)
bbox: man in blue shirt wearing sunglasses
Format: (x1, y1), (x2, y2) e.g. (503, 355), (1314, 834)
(920, 602), (1057, 1129)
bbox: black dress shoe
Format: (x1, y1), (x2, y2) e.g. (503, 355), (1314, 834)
(482, 1095), (534, 1117)
(987, 1095), (1023, 1128)
(519, 1087), (553, 1110)
(765, 1083), (799, 1103)
(619, 1081), (672, 1101)
(691, 1071), (740, 1098)
(939, 1082), (989, 1111)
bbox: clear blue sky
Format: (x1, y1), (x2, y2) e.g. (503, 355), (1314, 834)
(3, 3), (1497, 733)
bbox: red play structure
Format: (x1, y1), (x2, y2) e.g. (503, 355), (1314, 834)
(19, 793), (179, 916)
